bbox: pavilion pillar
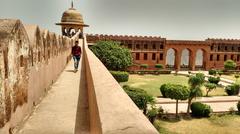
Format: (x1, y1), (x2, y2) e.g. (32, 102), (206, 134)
(190, 50), (196, 71)
(175, 50), (181, 71)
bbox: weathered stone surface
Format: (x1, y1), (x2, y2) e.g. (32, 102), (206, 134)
(0, 19), (73, 134)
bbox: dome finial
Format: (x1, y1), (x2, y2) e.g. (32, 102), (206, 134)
(71, 0), (74, 8)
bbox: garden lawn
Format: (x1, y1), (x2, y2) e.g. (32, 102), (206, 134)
(121, 74), (227, 97)
(154, 115), (240, 134)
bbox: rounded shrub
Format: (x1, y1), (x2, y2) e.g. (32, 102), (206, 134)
(224, 60), (236, 70)
(208, 76), (220, 85)
(225, 84), (240, 96)
(160, 84), (168, 98)
(140, 64), (148, 69)
(110, 71), (129, 82)
(190, 102), (212, 117)
(217, 70), (223, 76)
(209, 69), (217, 75)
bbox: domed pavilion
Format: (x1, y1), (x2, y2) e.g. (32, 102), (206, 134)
(56, 1), (88, 38)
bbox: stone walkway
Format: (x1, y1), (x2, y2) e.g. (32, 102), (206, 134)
(16, 60), (80, 134)
(176, 71), (234, 86)
(156, 96), (240, 114)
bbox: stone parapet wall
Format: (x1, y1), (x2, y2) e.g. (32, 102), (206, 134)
(0, 19), (75, 134)
(79, 35), (158, 134)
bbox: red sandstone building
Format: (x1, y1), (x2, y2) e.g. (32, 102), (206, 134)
(86, 34), (240, 71)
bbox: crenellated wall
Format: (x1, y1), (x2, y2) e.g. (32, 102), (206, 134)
(0, 19), (74, 134)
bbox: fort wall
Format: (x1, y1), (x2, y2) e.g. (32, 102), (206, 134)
(0, 19), (74, 134)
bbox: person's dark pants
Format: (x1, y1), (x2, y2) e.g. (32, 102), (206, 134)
(73, 55), (80, 70)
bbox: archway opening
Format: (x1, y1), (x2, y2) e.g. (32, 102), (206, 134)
(195, 49), (204, 69)
(180, 48), (190, 70)
(166, 48), (176, 69)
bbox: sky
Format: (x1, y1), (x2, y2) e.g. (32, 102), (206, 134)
(0, 0), (240, 40)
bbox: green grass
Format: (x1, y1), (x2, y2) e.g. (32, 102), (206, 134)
(155, 115), (240, 134)
(121, 74), (189, 96)
(121, 74), (227, 97)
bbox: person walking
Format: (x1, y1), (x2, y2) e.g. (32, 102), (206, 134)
(72, 40), (81, 72)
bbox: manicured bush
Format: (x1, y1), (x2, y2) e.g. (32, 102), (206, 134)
(208, 76), (220, 85)
(165, 84), (189, 117)
(224, 60), (236, 70)
(110, 71), (129, 82)
(209, 69), (217, 75)
(136, 70), (171, 75)
(140, 64), (148, 69)
(237, 101), (240, 112)
(217, 70), (223, 76)
(123, 85), (155, 114)
(160, 84), (168, 98)
(191, 102), (212, 117)
(225, 84), (240, 96)
(155, 64), (163, 70)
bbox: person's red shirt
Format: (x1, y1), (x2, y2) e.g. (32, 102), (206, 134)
(72, 46), (81, 56)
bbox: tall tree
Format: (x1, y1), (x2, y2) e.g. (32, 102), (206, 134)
(90, 41), (133, 71)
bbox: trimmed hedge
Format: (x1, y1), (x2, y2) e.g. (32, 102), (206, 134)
(237, 101), (240, 112)
(225, 84), (240, 96)
(110, 71), (129, 82)
(191, 102), (212, 117)
(208, 76), (220, 85)
(140, 64), (148, 69)
(209, 69), (217, 75)
(132, 70), (171, 75)
(155, 64), (163, 69)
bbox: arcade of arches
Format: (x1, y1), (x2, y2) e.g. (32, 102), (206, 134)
(86, 34), (240, 71)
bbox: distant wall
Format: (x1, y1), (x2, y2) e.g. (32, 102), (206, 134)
(0, 19), (75, 134)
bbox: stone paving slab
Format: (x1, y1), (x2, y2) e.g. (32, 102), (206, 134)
(157, 101), (238, 114)
(16, 60), (80, 134)
(156, 96), (240, 104)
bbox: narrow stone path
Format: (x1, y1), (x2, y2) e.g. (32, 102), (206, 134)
(17, 60), (80, 134)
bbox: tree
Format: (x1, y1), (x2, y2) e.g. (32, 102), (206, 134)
(90, 41), (133, 71)
(187, 73), (205, 115)
(165, 84), (189, 118)
(204, 83), (217, 97)
(123, 85), (155, 115)
(224, 60), (236, 70)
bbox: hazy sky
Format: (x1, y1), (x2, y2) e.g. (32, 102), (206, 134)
(0, 0), (240, 40)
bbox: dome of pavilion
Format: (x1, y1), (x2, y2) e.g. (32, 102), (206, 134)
(60, 7), (84, 25)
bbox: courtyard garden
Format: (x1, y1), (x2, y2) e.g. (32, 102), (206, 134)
(120, 74), (227, 97)
(91, 41), (240, 134)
